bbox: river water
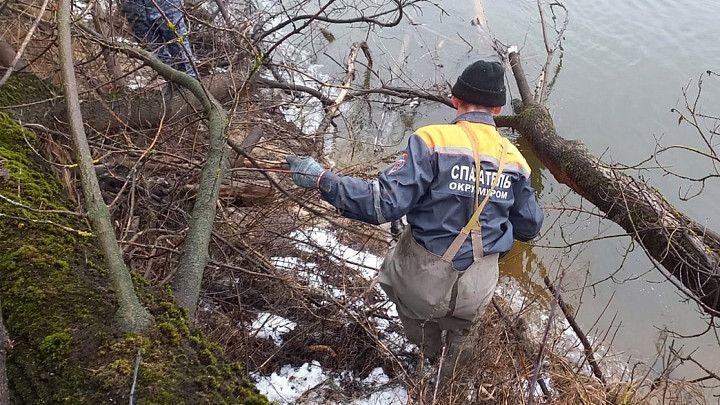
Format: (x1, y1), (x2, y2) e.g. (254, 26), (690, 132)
(302, 0), (720, 396)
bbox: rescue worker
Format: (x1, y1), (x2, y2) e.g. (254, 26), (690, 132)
(121, 0), (197, 77)
(286, 60), (544, 380)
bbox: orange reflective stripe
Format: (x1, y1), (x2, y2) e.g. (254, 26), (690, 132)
(415, 123), (529, 173)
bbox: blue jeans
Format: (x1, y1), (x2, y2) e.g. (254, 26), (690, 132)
(121, 0), (196, 77)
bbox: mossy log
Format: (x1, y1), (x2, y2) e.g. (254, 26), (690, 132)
(0, 112), (269, 403)
(498, 52), (720, 316)
(0, 71), (245, 133)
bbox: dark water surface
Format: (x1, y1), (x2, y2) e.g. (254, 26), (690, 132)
(482, 0), (720, 393)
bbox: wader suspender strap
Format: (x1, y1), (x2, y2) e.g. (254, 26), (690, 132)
(441, 123), (509, 262)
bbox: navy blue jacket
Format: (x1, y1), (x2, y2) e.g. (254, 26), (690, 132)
(319, 111), (544, 270)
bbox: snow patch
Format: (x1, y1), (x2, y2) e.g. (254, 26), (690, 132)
(250, 313), (297, 346)
(253, 362), (407, 405)
(253, 361), (326, 404)
(290, 227), (383, 278)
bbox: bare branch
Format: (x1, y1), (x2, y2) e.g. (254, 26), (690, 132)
(254, 0), (404, 43)
(92, 0), (125, 87)
(314, 41), (372, 147)
(508, 50), (535, 105)
(534, 0), (569, 104)
(258, 0), (340, 65)
(528, 271), (564, 404)
(0, 0), (50, 87)
(544, 275), (606, 383)
(57, 0), (153, 333)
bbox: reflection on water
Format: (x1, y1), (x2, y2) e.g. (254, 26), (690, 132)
(500, 242), (550, 307)
(506, 129), (546, 197)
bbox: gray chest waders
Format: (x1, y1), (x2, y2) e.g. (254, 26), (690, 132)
(379, 123), (508, 326)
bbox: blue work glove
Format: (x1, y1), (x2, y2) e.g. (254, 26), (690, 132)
(286, 155), (325, 188)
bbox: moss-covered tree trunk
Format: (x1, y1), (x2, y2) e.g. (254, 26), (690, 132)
(0, 109), (268, 403)
(0, 299), (9, 405)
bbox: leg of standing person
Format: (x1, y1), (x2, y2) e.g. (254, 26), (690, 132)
(121, 0), (147, 42)
(380, 282), (443, 362)
(121, 0), (196, 77)
(148, 0), (196, 76)
(397, 310), (443, 363)
(122, 0), (166, 57)
(440, 326), (474, 381)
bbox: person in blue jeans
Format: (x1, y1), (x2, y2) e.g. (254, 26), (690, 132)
(121, 0), (197, 77)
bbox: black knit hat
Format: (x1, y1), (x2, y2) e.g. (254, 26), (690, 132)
(451, 60), (506, 107)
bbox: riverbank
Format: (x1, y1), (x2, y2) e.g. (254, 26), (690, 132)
(0, 0), (714, 401)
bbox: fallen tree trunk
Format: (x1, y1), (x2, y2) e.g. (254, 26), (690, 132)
(0, 71), (243, 133)
(0, 111), (269, 403)
(499, 51), (720, 316)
